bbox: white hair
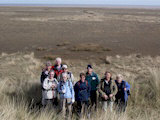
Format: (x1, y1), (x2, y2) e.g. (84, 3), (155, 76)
(116, 74), (123, 79)
(56, 57), (62, 63)
(62, 72), (68, 78)
(62, 64), (68, 69)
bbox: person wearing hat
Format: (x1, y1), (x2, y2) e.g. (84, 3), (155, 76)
(57, 64), (74, 85)
(85, 64), (99, 110)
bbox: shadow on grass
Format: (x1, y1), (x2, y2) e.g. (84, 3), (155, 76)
(6, 83), (42, 110)
(5, 82), (91, 118)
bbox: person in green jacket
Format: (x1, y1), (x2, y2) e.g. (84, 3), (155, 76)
(98, 71), (118, 112)
(85, 65), (99, 110)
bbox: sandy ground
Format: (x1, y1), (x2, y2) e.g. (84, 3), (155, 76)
(0, 6), (160, 62)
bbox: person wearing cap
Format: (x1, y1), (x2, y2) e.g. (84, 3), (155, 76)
(52, 57), (63, 79)
(58, 72), (75, 119)
(85, 64), (99, 110)
(115, 74), (130, 112)
(57, 64), (74, 84)
(98, 71), (118, 112)
(74, 73), (91, 118)
(42, 70), (58, 107)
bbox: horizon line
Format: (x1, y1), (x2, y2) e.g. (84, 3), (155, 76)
(0, 3), (160, 9)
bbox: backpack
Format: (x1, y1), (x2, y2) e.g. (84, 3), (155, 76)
(59, 80), (72, 91)
(68, 72), (72, 78)
(77, 80), (88, 87)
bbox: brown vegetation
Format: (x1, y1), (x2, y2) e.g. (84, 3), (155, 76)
(0, 52), (160, 119)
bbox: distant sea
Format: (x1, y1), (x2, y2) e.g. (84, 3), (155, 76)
(0, 4), (160, 9)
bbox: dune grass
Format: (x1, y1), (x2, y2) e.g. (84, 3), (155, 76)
(0, 52), (160, 120)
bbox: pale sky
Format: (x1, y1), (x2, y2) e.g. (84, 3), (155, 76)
(0, 0), (160, 6)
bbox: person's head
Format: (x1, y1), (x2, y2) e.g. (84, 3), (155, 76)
(87, 64), (93, 75)
(55, 57), (62, 66)
(105, 71), (112, 81)
(46, 61), (52, 71)
(49, 70), (55, 79)
(116, 74), (123, 83)
(62, 65), (68, 72)
(62, 72), (68, 82)
(80, 73), (86, 82)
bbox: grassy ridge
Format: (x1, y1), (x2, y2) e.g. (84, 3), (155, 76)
(0, 53), (160, 120)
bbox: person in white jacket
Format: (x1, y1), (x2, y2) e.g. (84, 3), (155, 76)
(42, 70), (58, 107)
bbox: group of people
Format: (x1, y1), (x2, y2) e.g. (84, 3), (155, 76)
(40, 57), (131, 118)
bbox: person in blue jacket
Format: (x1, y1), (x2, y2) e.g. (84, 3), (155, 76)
(115, 74), (131, 112)
(74, 73), (91, 118)
(58, 72), (75, 119)
(85, 65), (99, 110)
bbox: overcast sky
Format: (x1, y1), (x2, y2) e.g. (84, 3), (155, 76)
(0, 0), (160, 6)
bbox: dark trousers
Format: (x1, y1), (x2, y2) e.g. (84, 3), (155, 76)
(77, 101), (89, 117)
(115, 99), (127, 113)
(43, 99), (56, 108)
(90, 90), (97, 109)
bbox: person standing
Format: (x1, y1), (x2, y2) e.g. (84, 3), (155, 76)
(52, 57), (63, 79)
(42, 71), (58, 107)
(85, 65), (99, 110)
(40, 61), (53, 106)
(40, 61), (52, 84)
(115, 74), (130, 112)
(98, 71), (118, 112)
(74, 73), (91, 118)
(57, 64), (74, 84)
(58, 73), (75, 119)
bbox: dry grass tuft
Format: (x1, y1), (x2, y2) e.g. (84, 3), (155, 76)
(0, 53), (160, 120)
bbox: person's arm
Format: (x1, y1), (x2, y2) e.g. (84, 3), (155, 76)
(98, 81), (106, 97)
(71, 73), (75, 85)
(96, 74), (100, 87)
(58, 82), (63, 94)
(112, 81), (118, 96)
(43, 79), (51, 90)
(125, 82), (130, 91)
(74, 83), (78, 94)
(88, 82), (91, 97)
(54, 79), (59, 90)
(40, 72), (45, 84)
(70, 82), (75, 101)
